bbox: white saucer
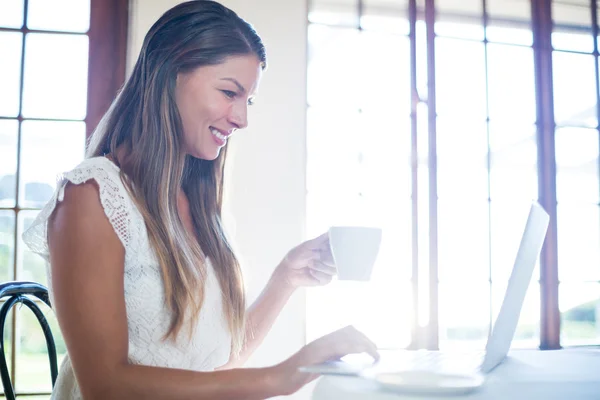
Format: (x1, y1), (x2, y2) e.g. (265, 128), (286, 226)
(375, 370), (485, 395)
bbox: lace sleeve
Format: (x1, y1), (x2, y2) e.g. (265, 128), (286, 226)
(22, 157), (133, 260)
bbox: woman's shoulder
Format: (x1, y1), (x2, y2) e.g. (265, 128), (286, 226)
(61, 156), (121, 185)
(57, 156), (130, 204)
(22, 156), (135, 258)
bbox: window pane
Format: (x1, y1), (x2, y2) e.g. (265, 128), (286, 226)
(415, 21), (428, 99)
(307, 25), (360, 109)
(0, 210), (15, 282)
(0, 32), (23, 117)
(359, 31), (410, 114)
(552, 31), (594, 54)
(19, 120), (86, 208)
(0, 119), (18, 207)
(436, 0), (484, 40)
(22, 33), (89, 120)
(558, 205), (600, 282)
(17, 211), (47, 285)
(487, 0), (530, 20)
(27, 0), (90, 33)
(436, 0), (481, 15)
(306, 281), (413, 349)
(16, 300), (67, 393)
(553, 52), (597, 128)
(306, 108), (363, 202)
(489, 124), (538, 201)
(357, 111), (411, 210)
(493, 281), (539, 348)
(361, 0), (409, 35)
(560, 283), (600, 346)
(309, 0), (358, 27)
(0, 0), (24, 28)
(555, 127), (599, 204)
(487, 44), (535, 124)
(486, 21), (533, 46)
(437, 118), (489, 200)
(309, 28), (411, 113)
(439, 283), (490, 350)
(436, 18), (485, 41)
(307, 108), (411, 231)
(552, 1), (594, 53)
(435, 38), (487, 119)
(486, 0), (531, 45)
(438, 200), (490, 281)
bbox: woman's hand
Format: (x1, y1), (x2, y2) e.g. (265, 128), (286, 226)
(270, 325), (379, 396)
(275, 232), (337, 289)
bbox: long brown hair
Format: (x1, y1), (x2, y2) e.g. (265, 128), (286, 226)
(86, 0), (267, 354)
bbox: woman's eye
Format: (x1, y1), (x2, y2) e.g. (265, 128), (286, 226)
(222, 90), (236, 98)
(247, 98), (255, 106)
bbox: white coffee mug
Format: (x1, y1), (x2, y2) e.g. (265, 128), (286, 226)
(328, 226), (382, 281)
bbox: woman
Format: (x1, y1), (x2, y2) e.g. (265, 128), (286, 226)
(23, 1), (378, 399)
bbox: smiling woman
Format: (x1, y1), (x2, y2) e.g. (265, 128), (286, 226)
(17, 1), (378, 399)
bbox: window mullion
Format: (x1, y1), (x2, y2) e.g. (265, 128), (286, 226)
(10, 0), (30, 389)
(425, 0), (439, 351)
(481, 0), (494, 341)
(531, 0), (560, 350)
(592, 0), (600, 207)
(408, 0), (420, 350)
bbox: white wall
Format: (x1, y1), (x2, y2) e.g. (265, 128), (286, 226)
(128, 0), (311, 398)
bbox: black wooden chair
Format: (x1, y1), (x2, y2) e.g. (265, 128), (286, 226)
(0, 281), (58, 399)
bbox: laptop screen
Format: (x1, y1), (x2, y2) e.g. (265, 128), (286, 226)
(481, 202), (550, 373)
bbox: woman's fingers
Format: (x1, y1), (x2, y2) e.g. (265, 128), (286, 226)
(319, 249), (335, 265)
(338, 326), (380, 361)
(308, 269), (333, 285)
(313, 326), (380, 362)
(357, 333), (380, 362)
(309, 261), (337, 275)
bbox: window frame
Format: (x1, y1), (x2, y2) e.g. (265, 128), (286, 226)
(0, 0), (128, 396)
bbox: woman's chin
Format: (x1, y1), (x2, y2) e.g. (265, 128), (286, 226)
(187, 148), (220, 161)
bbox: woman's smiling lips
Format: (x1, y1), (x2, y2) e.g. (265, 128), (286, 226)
(210, 127), (232, 146)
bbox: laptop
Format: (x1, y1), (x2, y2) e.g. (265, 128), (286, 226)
(300, 202), (550, 393)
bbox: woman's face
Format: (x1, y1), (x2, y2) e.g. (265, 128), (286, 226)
(175, 54), (263, 160)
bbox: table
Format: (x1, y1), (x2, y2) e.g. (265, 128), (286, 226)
(312, 349), (600, 399)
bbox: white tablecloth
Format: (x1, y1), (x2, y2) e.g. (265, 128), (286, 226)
(312, 349), (600, 399)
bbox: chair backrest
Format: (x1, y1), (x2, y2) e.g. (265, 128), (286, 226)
(0, 281), (58, 400)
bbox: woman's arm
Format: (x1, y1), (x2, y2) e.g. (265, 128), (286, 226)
(219, 234), (336, 369)
(218, 266), (295, 369)
(48, 182), (282, 400)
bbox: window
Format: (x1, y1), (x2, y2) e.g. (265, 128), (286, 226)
(552, 0), (600, 347)
(0, 0), (127, 396)
(306, 0), (599, 351)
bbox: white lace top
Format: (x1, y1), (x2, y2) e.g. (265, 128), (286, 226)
(22, 156), (232, 399)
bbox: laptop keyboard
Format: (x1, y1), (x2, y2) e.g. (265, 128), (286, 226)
(315, 350), (486, 376)
(373, 350), (485, 374)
